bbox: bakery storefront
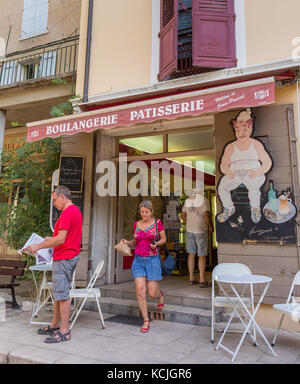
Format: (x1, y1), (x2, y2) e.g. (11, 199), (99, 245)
(26, 76), (300, 302)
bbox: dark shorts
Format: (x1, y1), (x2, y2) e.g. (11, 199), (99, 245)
(52, 256), (78, 301)
(131, 255), (162, 281)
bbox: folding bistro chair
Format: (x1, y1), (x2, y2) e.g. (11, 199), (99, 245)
(271, 270), (300, 346)
(69, 260), (105, 330)
(211, 263), (254, 343)
(70, 265), (77, 310)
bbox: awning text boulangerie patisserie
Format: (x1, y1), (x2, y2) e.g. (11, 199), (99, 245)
(27, 80), (275, 142)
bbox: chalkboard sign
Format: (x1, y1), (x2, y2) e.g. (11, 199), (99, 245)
(59, 156), (84, 193)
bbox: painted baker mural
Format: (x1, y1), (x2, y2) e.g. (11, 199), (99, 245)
(216, 108), (297, 244)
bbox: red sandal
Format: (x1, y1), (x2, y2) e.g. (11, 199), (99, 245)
(157, 290), (164, 310)
(141, 320), (150, 333)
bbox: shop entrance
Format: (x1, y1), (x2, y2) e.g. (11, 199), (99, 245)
(115, 127), (217, 283)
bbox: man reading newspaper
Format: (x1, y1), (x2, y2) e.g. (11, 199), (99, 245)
(19, 233), (53, 264)
(27, 186), (82, 343)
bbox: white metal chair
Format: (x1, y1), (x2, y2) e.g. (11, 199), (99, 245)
(69, 260), (105, 330)
(70, 266), (77, 310)
(211, 263), (254, 343)
(271, 270), (300, 346)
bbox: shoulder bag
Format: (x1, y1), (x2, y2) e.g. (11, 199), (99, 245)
(154, 220), (175, 276)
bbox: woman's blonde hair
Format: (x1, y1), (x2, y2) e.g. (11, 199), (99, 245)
(139, 200), (154, 215)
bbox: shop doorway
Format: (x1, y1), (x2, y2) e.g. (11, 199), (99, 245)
(115, 128), (217, 283)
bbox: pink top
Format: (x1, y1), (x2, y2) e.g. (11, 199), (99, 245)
(133, 219), (164, 257)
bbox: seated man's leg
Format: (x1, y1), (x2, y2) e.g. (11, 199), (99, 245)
(217, 175), (241, 222)
(244, 175), (266, 223)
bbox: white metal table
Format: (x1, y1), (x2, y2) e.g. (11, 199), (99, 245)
(215, 273), (278, 362)
(29, 263), (54, 326)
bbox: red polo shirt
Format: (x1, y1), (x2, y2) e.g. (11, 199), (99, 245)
(53, 204), (82, 261)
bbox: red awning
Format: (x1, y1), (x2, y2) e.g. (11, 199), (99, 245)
(26, 78), (275, 142)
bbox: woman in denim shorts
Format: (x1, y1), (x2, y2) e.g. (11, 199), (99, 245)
(121, 201), (166, 333)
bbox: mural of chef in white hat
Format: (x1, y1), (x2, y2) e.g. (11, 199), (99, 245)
(217, 108), (273, 224)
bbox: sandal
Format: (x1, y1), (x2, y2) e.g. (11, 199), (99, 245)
(199, 281), (212, 288)
(37, 325), (60, 336)
(157, 290), (164, 310)
(44, 331), (71, 343)
(140, 320), (150, 333)
(188, 280), (199, 285)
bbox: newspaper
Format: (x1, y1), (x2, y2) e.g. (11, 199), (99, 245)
(18, 233), (53, 265)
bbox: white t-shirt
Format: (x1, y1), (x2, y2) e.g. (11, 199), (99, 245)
(182, 196), (210, 234)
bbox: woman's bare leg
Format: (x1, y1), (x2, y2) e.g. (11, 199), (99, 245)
(147, 281), (163, 306)
(135, 277), (150, 327)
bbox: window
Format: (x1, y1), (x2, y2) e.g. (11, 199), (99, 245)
(21, 0), (49, 39)
(168, 129), (214, 152)
(120, 136), (164, 155)
(17, 58), (40, 81)
(159, 0), (236, 81)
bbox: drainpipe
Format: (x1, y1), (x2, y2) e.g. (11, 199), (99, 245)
(83, 0), (94, 104)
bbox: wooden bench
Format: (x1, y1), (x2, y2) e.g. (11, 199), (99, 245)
(0, 259), (27, 309)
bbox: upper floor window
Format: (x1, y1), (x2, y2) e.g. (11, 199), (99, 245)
(21, 0), (49, 39)
(159, 0), (236, 81)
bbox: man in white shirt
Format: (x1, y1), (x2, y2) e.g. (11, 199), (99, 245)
(181, 190), (214, 287)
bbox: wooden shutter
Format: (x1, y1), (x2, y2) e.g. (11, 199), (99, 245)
(35, 0), (49, 35)
(21, 0), (48, 39)
(21, 0), (36, 38)
(39, 51), (57, 77)
(0, 61), (16, 85)
(192, 0), (236, 68)
(158, 0), (178, 81)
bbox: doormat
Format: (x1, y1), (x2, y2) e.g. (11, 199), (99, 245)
(105, 315), (143, 326)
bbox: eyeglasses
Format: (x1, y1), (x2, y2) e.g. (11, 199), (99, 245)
(52, 195), (61, 204)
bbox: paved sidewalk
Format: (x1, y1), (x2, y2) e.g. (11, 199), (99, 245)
(0, 307), (299, 364)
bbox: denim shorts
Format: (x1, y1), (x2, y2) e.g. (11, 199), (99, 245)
(131, 255), (162, 281)
(52, 256), (78, 301)
(186, 232), (208, 256)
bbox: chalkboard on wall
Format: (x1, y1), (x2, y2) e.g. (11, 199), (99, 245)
(59, 156), (85, 193)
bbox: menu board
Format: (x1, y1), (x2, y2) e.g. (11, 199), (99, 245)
(58, 156), (84, 193)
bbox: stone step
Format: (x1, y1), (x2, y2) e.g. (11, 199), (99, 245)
(84, 296), (222, 327)
(101, 287), (212, 310)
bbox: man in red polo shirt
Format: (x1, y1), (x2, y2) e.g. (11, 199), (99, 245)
(27, 186), (82, 343)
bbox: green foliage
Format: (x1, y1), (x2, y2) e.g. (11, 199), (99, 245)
(51, 78), (73, 91)
(50, 78), (82, 118)
(50, 101), (74, 117)
(0, 138), (61, 252)
(9, 121), (23, 128)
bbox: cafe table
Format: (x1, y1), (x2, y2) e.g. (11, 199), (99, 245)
(29, 263), (54, 326)
(215, 273), (278, 362)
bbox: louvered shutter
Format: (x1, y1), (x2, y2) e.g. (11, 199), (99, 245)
(158, 0), (178, 81)
(35, 0), (49, 35)
(21, 0), (48, 39)
(21, 0), (36, 39)
(192, 0), (236, 68)
(0, 61), (16, 85)
(39, 51), (57, 77)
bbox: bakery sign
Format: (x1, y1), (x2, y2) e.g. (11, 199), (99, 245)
(26, 79), (275, 143)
